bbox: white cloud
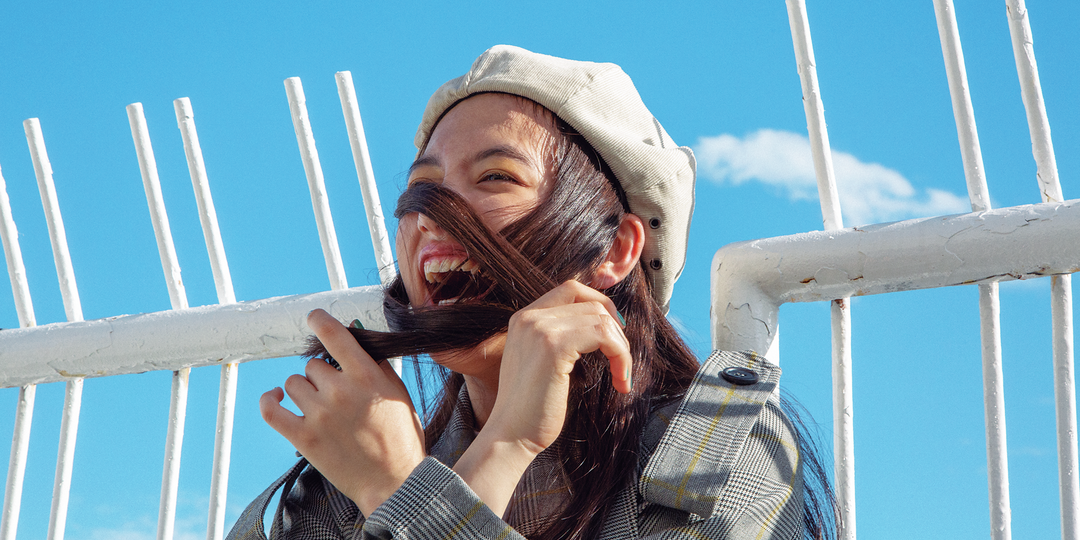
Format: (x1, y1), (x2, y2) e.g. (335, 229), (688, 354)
(694, 129), (970, 226)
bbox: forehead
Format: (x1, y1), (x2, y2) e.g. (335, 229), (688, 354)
(422, 93), (559, 158)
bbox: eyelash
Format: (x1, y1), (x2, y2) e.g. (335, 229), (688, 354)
(480, 171), (517, 184)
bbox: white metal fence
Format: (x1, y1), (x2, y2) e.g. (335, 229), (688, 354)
(0, 1), (1076, 540)
(711, 2), (1075, 540)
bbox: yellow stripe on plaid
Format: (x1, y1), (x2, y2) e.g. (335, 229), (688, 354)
(445, 500), (484, 540)
(673, 384), (736, 507)
(510, 484), (571, 504)
(753, 431), (800, 540)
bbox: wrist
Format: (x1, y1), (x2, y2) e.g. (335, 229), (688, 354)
(348, 455), (426, 516)
(453, 429), (540, 517)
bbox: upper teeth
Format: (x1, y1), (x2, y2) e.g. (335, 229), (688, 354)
(423, 257), (479, 284)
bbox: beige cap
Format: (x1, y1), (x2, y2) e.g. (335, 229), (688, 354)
(415, 45), (696, 313)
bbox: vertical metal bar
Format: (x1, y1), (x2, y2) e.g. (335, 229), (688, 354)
(48, 381), (81, 540)
(334, 71), (395, 286)
(23, 120), (82, 323)
(785, 2), (854, 537)
(1004, 3), (1077, 538)
(831, 297), (854, 535)
(24, 118), (85, 540)
(174, 98), (236, 305)
(1053, 274), (1078, 540)
(126, 102), (195, 540)
(933, 0), (991, 212)
(333, 72), (401, 374)
(284, 77), (349, 291)
(157, 367), (189, 540)
(206, 363), (236, 540)
(172, 97), (240, 540)
(0, 164), (36, 329)
(784, 0), (843, 232)
(1005, 0), (1062, 204)
(0, 162), (37, 540)
(932, 2), (1012, 538)
(127, 103), (189, 311)
(1, 386), (34, 540)
(980, 282), (1011, 539)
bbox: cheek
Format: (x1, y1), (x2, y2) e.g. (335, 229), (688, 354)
(395, 217), (424, 306)
(471, 193), (539, 232)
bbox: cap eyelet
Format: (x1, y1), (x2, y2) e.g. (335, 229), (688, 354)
(649, 259), (662, 270)
(649, 217), (661, 229)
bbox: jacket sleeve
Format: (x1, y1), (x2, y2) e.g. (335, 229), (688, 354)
(360, 457), (526, 540)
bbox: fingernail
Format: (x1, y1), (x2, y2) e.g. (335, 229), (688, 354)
(350, 319), (364, 330)
(616, 311), (626, 327)
(624, 365), (631, 382)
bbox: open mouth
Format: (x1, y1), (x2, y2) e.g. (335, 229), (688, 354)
(423, 256), (492, 305)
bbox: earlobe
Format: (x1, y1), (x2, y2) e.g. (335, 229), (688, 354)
(591, 214), (646, 290)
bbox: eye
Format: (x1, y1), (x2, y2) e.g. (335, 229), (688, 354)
(479, 171), (519, 184)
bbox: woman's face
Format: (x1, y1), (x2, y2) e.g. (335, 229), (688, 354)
(397, 93), (559, 309)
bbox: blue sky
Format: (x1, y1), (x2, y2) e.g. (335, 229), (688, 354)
(0, 1), (1077, 539)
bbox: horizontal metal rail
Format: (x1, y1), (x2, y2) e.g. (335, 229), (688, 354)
(711, 199), (1080, 354)
(0, 286), (386, 390)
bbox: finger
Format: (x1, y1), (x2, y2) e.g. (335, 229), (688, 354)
(307, 309), (378, 374)
(569, 310), (633, 393)
(259, 387), (305, 436)
(304, 355), (339, 387)
(594, 315), (634, 394)
(529, 280), (620, 323)
(523, 309), (633, 393)
(282, 373), (317, 410)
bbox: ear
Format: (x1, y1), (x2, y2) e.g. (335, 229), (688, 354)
(591, 214), (646, 290)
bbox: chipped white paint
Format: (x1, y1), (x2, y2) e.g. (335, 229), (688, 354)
(0, 163), (38, 540)
(1006, 0), (1061, 204)
(0, 286), (386, 389)
(1005, 4), (1077, 539)
(784, 2), (854, 537)
(712, 199), (1080, 354)
(285, 77), (349, 292)
(933, 2), (1011, 538)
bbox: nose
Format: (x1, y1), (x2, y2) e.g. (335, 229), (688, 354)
(416, 212), (446, 237)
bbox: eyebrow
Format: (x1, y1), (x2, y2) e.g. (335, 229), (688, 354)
(408, 145), (540, 178)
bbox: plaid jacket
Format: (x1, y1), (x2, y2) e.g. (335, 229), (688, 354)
(228, 350), (804, 540)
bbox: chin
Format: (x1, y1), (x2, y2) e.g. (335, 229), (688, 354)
(430, 334), (506, 378)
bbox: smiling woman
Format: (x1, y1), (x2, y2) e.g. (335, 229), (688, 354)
(229, 45), (835, 540)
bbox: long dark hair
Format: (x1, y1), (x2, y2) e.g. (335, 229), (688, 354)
(307, 98), (836, 540)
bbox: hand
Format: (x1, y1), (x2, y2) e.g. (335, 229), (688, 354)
(260, 309), (426, 516)
(453, 280), (631, 516)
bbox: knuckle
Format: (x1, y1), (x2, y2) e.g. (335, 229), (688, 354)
(283, 374), (306, 392)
